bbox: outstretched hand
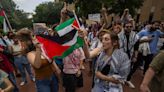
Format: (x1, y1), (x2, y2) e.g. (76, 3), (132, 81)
(101, 3), (107, 14)
(61, 2), (68, 18)
(78, 29), (86, 40)
(101, 7), (107, 13)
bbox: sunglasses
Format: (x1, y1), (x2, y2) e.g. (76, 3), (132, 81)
(125, 26), (132, 28)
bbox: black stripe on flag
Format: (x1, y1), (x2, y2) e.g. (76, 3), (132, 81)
(37, 29), (77, 45)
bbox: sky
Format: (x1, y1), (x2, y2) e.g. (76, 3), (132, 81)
(13, 0), (54, 13)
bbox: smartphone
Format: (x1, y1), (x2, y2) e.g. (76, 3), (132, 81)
(101, 64), (110, 75)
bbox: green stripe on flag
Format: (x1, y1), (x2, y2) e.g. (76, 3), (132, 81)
(57, 25), (74, 37)
(0, 16), (4, 24)
(55, 18), (75, 31)
(53, 37), (84, 59)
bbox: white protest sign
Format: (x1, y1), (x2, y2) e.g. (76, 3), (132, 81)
(88, 13), (100, 22)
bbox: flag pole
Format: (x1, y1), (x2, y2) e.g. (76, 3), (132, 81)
(3, 11), (12, 31)
(0, 3), (13, 31)
(72, 10), (80, 29)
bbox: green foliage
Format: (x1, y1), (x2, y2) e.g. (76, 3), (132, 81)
(110, 0), (144, 16)
(11, 10), (33, 29)
(75, 0), (144, 17)
(0, 0), (33, 30)
(0, 0), (144, 30)
(0, 0), (16, 17)
(33, 2), (63, 25)
(75, 0), (104, 17)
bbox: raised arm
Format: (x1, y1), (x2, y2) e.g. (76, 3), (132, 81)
(60, 2), (70, 24)
(100, 4), (109, 29)
(27, 44), (42, 69)
(78, 29), (100, 59)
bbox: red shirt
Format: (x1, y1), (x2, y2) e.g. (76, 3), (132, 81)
(0, 46), (13, 73)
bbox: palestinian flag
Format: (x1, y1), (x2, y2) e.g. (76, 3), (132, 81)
(0, 10), (5, 24)
(0, 10), (9, 33)
(36, 18), (84, 60)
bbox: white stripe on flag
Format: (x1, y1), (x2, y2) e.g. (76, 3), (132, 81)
(57, 25), (74, 37)
(62, 31), (78, 46)
(3, 19), (9, 33)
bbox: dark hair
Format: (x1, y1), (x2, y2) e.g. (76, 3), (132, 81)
(112, 24), (122, 32)
(7, 32), (15, 39)
(11, 34), (17, 39)
(107, 31), (119, 42)
(123, 21), (132, 27)
(160, 43), (164, 50)
(150, 20), (161, 25)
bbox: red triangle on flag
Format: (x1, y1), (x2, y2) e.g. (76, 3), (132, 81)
(72, 20), (80, 30)
(0, 10), (5, 16)
(36, 36), (70, 59)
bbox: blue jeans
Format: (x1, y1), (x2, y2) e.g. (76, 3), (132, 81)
(8, 72), (19, 92)
(14, 56), (34, 82)
(35, 74), (58, 92)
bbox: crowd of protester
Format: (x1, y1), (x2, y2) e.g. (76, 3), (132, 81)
(0, 2), (164, 92)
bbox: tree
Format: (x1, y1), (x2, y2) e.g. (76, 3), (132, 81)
(109, 0), (144, 16)
(75, 0), (105, 17)
(33, 2), (63, 25)
(75, 0), (144, 17)
(0, 0), (16, 30)
(0, 0), (33, 30)
(11, 10), (33, 29)
(0, 0), (16, 17)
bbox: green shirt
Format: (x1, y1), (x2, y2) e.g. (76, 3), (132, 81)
(0, 69), (8, 89)
(149, 50), (164, 92)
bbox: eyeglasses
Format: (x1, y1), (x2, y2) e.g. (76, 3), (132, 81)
(125, 26), (132, 28)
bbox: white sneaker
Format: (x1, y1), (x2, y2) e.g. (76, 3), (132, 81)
(20, 81), (26, 86)
(126, 81), (135, 88)
(32, 78), (35, 82)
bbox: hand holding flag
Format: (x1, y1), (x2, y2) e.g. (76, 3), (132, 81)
(36, 17), (84, 60)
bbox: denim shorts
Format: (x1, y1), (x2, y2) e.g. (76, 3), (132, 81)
(35, 74), (58, 92)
